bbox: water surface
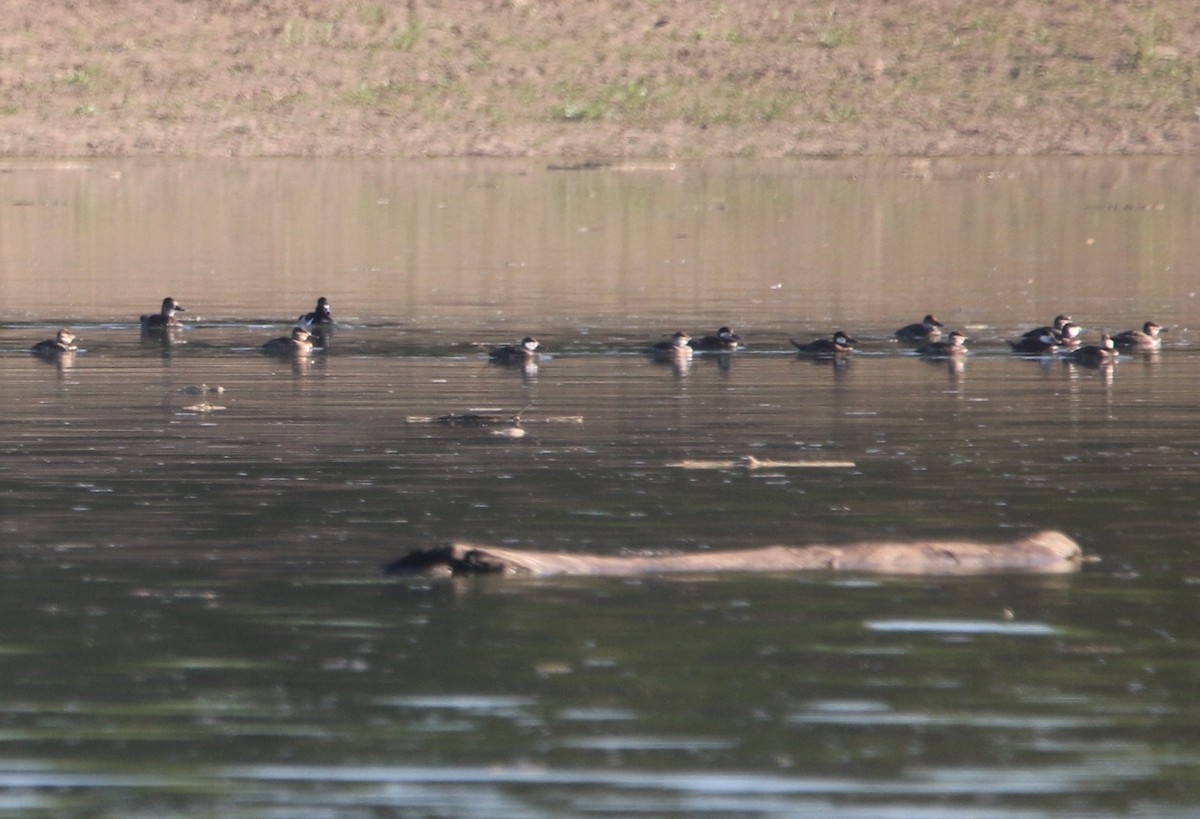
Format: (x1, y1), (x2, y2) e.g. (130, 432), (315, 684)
(2, 158), (1200, 816)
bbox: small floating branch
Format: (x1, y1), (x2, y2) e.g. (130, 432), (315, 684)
(179, 402), (227, 413)
(406, 412), (583, 426)
(667, 455), (856, 470)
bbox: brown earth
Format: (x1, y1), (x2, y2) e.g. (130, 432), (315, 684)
(1, 0), (1198, 158)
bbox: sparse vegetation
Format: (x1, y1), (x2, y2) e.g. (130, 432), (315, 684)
(63, 65), (100, 90)
(393, 21), (421, 51)
(0, 0), (1196, 156)
(557, 80), (650, 122)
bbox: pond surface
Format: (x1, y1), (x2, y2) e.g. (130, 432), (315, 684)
(2, 157), (1200, 816)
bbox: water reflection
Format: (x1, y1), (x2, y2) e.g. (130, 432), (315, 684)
(3, 156), (1198, 336)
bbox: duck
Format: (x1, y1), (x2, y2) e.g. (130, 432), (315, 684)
(790, 331), (857, 355)
(262, 326), (314, 355)
(141, 297), (186, 331)
(916, 330), (967, 357)
(1009, 332), (1061, 355)
(689, 326), (740, 352)
(1064, 334), (1118, 366)
(1112, 321), (1166, 350)
(649, 331), (694, 360)
(489, 336), (540, 363)
(297, 297), (333, 327)
(1052, 322), (1084, 347)
(1020, 314), (1081, 343)
(31, 328), (77, 357)
(895, 314), (943, 342)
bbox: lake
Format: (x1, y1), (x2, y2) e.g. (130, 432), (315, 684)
(2, 157), (1200, 816)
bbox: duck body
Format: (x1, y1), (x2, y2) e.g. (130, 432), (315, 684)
(489, 337), (540, 363)
(649, 332), (694, 361)
(689, 326), (740, 352)
(1009, 332), (1061, 355)
(141, 297), (186, 331)
(1064, 334), (1118, 366)
(297, 297), (333, 327)
(791, 331), (857, 356)
(1020, 314), (1081, 343)
(262, 327), (314, 355)
(896, 314), (943, 342)
(31, 329), (77, 357)
(917, 331), (967, 357)
(1112, 321), (1166, 350)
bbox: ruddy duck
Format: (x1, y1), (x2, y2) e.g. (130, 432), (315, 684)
(916, 330), (967, 357)
(1112, 321), (1166, 350)
(298, 297), (333, 327)
(262, 326), (314, 355)
(141, 297), (186, 330)
(1064, 334), (1118, 366)
(689, 326), (740, 352)
(489, 336), (540, 363)
(1020, 314), (1082, 343)
(31, 328), (77, 357)
(791, 331), (857, 355)
(895, 314), (943, 342)
(649, 331), (694, 360)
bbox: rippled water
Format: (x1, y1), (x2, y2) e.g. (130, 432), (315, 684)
(2, 158), (1200, 816)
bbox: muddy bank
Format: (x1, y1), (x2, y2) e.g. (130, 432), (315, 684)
(1, 1), (1197, 158)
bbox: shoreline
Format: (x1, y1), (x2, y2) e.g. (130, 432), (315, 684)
(1, 1), (1197, 159)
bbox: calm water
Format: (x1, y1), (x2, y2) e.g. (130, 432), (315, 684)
(2, 158), (1200, 816)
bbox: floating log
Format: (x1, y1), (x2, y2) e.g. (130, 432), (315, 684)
(383, 530), (1083, 578)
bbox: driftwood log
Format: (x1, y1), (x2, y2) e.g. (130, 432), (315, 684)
(383, 530), (1083, 578)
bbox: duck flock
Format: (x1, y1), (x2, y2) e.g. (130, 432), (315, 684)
(29, 299), (1166, 369)
(30, 296), (335, 359)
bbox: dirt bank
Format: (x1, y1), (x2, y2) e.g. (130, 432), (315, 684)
(1, 0), (1197, 158)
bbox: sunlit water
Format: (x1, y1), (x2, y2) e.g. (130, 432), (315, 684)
(2, 158), (1200, 816)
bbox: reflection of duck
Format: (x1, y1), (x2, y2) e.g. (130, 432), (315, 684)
(262, 326), (314, 355)
(141, 297), (186, 331)
(916, 330), (967, 357)
(489, 337), (540, 363)
(31, 328), (78, 357)
(649, 332), (693, 361)
(895, 314), (943, 342)
(689, 326), (740, 352)
(790, 331), (856, 356)
(1112, 321), (1166, 350)
(298, 297), (333, 327)
(1064, 334), (1117, 366)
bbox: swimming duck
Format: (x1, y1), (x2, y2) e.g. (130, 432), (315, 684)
(689, 326), (740, 352)
(141, 297), (186, 331)
(895, 314), (943, 342)
(1112, 321), (1166, 350)
(262, 326), (314, 355)
(1053, 322), (1084, 347)
(1020, 314), (1081, 343)
(649, 331), (694, 360)
(489, 336), (540, 363)
(916, 330), (967, 357)
(31, 328), (77, 357)
(297, 297), (333, 327)
(1064, 334), (1118, 366)
(790, 331), (857, 355)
